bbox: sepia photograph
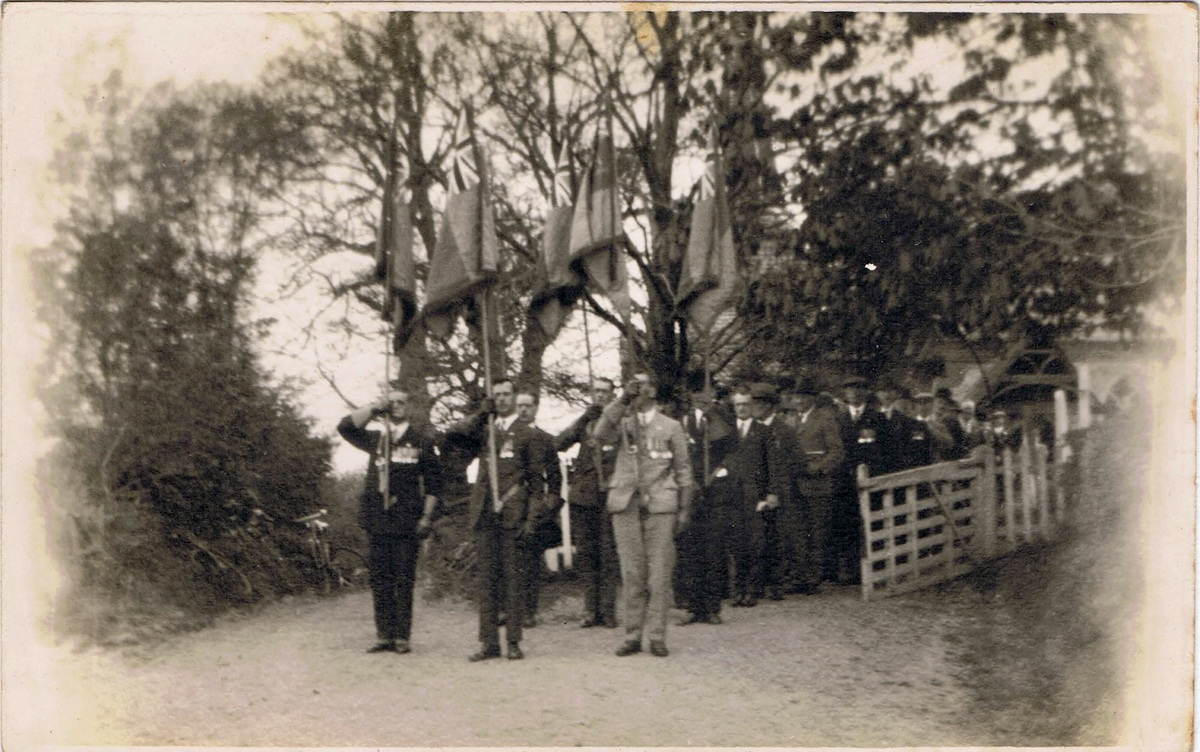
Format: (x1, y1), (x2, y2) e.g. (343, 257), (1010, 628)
(1, 2), (1195, 748)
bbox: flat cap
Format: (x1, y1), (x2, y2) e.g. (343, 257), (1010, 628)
(750, 382), (779, 404)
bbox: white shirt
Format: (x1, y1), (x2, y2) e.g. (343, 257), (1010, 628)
(495, 413), (518, 432)
(738, 419), (752, 437)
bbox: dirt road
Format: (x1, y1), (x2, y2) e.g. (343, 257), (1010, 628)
(12, 574), (1113, 748)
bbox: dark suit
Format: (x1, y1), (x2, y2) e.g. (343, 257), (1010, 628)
(675, 405), (736, 618)
(760, 415), (796, 596)
(786, 405), (844, 589)
(555, 406), (620, 625)
(722, 419), (770, 600)
(521, 424), (563, 620)
(878, 409), (930, 472)
(338, 417), (443, 643)
(445, 412), (546, 648)
(832, 404), (886, 583)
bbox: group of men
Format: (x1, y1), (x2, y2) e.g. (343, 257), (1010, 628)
(338, 370), (1018, 661)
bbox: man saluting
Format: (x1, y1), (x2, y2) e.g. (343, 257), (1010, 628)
(593, 374), (694, 658)
(337, 389), (442, 655)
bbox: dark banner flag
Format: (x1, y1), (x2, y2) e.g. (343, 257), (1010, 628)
(381, 184), (418, 352)
(530, 146), (583, 339)
(421, 109), (499, 341)
(677, 139), (737, 338)
(568, 126), (630, 322)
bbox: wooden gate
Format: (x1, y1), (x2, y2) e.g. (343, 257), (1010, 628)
(857, 441), (1055, 600)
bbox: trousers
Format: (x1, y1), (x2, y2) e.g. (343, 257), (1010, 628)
(368, 534), (420, 642)
(611, 503), (677, 643)
(571, 503), (619, 623)
(476, 510), (524, 647)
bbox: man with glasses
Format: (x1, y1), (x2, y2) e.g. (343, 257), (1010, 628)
(338, 389), (442, 654)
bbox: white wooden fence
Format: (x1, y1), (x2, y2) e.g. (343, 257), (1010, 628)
(857, 439), (1060, 600)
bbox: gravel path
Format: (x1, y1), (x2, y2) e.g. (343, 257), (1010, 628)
(20, 583), (1021, 748)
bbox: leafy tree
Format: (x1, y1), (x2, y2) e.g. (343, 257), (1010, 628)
(33, 77), (334, 628)
(742, 12), (1187, 381)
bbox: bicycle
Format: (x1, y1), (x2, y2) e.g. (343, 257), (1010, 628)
(294, 509), (368, 594)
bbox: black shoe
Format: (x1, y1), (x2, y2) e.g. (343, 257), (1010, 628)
(649, 640), (669, 657)
(507, 644), (524, 660)
(677, 613), (704, 626)
(704, 613), (723, 625)
(615, 640), (642, 657)
(580, 617), (601, 629)
(743, 596), (758, 608)
(394, 639), (412, 654)
(367, 641), (398, 653)
(731, 595), (744, 607)
(523, 615), (537, 628)
(601, 616), (619, 629)
(768, 587), (784, 601)
(468, 645), (502, 662)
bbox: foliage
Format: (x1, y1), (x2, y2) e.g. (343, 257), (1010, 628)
(33, 76), (341, 641)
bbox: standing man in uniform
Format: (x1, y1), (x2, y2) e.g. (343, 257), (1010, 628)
(594, 374), (694, 657)
(445, 378), (546, 662)
(514, 388), (563, 628)
(338, 389), (442, 654)
(782, 376), (844, 594)
(554, 377), (620, 629)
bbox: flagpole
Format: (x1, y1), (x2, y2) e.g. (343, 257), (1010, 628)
(479, 287), (502, 511)
(703, 331), (711, 487)
(468, 102), (502, 511)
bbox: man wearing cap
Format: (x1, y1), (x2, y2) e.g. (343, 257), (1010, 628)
(723, 384), (773, 607)
(876, 380), (927, 473)
(444, 377), (547, 662)
(554, 378), (620, 629)
(832, 375), (885, 585)
(750, 381), (793, 601)
(594, 374), (694, 657)
(912, 393), (955, 462)
(781, 376), (844, 594)
(935, 388), (968, 460)
(338, 389), (443, 654)
(676, 371), (736, 625)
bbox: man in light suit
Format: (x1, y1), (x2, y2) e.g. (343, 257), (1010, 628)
(593, 374), (694, 658)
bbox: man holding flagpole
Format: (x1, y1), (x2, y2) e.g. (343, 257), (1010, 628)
(446, 379), (547, 661)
